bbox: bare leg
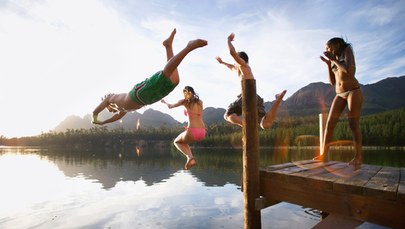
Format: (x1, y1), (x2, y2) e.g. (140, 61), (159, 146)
(162, 29), (179, 83)
(174, 131), (197, 169)
(162, 38), (207, 85)
(163, 28), (176, 60)
(224, 114), (243, 127)
(347, 117), (362, 168)
(313, 96), (346, 161)
(347, 89), (363, 168)
(260, 90), (287, 129)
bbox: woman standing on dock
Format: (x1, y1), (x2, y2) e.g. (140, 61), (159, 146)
(161, 86), (206, 169)
(315, 37), (363, 168)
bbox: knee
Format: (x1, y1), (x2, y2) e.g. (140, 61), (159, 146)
(260, 118), (268, 129)
(348, 122), (361, 133)
(173, 139), (183, 145)
(174, 138), (182, 145)
(171, 78), (180, 85)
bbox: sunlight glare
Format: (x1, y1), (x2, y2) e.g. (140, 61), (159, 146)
(0, 153), (94, 216)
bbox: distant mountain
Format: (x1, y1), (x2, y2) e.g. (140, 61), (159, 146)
(53, 115), (94, 132)
(53, 109), (180, 132)
(203, 107), (226, 124)
(284, 75), (405, 116)
(361, 76), (405, 114)
(53, 75), (405, 132)
(281, 82), (335, 116)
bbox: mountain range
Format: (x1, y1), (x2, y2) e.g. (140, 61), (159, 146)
(53, 75), (405, 132)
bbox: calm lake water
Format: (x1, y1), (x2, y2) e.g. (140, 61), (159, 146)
(1, 146), (402, 229)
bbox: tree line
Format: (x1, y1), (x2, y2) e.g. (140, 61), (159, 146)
(1, 108), (405, 148)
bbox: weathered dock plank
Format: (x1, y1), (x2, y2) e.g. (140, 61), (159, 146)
(398, 168), (405, 202)
(333, 164), (382, 195)
(259, 160), (405, 229)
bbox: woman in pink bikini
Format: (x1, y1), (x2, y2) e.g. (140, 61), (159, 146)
(161, 86), (206, 169)
(314, 37), (363, 168)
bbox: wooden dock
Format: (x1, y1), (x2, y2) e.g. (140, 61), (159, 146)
(259, 160), (405, 228)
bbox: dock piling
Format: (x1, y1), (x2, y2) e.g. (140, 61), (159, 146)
(242, 79), (261, 229)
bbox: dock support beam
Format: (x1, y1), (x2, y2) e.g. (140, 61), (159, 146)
(242, 79), (261, 229)
(319, 113), (328, 157)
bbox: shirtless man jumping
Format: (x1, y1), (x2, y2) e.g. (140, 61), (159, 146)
(91, 29), (207, 125)
(216, 33), (286, 130)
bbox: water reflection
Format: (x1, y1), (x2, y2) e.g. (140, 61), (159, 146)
(1, 146), (401, 228)
(41, 147), (245, 189)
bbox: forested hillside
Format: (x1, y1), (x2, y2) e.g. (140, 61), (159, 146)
(2, 108), (404, 148)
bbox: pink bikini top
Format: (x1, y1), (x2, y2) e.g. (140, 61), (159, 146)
(184, 109), (201, 117)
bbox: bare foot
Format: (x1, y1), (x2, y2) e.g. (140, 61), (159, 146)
(313, 155), (323, 160)
(313, 154), (328, 162)
(163, 28), (176, 47)
(260, 89), (287, 129)
(275, 90), (287, 100)
(187, 39), (208, 50)
(185, 157), (197, 170)
(348, 158), (362, 170)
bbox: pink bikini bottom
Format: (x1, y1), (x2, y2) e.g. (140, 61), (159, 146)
(188, 128), (206, 141)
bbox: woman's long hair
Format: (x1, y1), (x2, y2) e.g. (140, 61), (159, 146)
(183, 86), (200, 108)
(327, 37), (351, 56)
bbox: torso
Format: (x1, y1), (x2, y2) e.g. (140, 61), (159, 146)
(184, 101), (205, 128)
(109, 93), (144, 112)
(238, 65), (254, 80)
(332, 46), (359, 93)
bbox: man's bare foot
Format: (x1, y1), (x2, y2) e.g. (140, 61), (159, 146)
(187, 39), (208, 50)
(275, 90), (287, 100)
(185, 157), (197, 170)
(163, 28), (176, 47)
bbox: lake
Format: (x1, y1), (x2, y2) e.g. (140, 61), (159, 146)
(1, 145), (401, 229)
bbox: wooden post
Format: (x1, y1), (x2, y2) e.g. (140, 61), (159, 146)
(319, 113), (327, 156)
(242, 79), (261, 229)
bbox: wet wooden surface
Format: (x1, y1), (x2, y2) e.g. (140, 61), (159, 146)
(260, 160), (405, 228)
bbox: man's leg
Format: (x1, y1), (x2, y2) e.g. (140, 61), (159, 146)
(260, 90), (287, 129)
(224, 96), (243, 127)
(162, 32), (207, 85)
(224, 113), (243, 127)
(162, 29), (178, 83)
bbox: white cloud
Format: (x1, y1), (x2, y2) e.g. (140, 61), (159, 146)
(0, 0), (161, 137)
(1, 0), (405, 137)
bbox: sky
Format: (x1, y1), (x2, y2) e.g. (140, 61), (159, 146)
(1, 0), (405, 138)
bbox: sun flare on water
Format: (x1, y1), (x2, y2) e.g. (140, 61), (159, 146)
(0, 153), (66, 214)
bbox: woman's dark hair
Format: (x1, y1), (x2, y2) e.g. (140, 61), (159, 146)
(238, 51), (249, 63)
(327, 37), (350, 56)
(183, 86), (200, 105)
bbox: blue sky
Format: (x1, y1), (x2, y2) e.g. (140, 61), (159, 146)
(1, 0), (405, 138)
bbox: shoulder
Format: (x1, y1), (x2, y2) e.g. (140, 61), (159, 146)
(343, 45), (354, 55)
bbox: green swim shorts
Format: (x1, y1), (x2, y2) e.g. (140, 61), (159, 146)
(129, 71), (177, 105)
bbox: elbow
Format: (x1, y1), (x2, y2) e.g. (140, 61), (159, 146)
(229, 49), (237, 56)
